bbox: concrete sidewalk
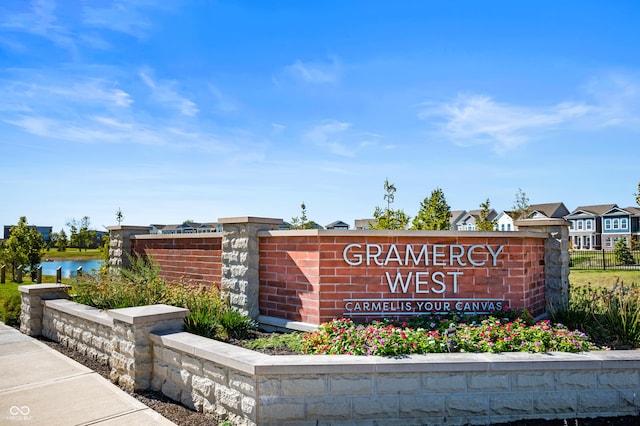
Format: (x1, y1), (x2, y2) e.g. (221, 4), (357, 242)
(0, 322), (176, 425)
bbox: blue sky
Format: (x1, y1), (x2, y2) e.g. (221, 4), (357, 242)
(1, 1), (639, 233)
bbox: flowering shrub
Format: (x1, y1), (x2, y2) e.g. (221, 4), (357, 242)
(301, 313), (597, 356)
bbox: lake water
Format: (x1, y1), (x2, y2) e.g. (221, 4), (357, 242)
(40, 259), (104, 278)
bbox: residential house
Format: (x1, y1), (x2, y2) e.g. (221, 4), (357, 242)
(601, 206), (640, 250)
(565, 204), (616, 250)
(456, 209), (498, 231)
(150, 221), (221, 235)
(527, 202), (570, 219)
(494, 202), (570, 232)
(354, 219), (376, 230)
(326, 220), (349, 230)
(449, 210), (466, 230)
(494, 211), (515, 232)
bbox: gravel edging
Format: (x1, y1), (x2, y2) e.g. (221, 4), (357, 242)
(36, 336), (639, 426)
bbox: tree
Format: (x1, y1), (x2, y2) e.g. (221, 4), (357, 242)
(411, 188), (452, 230)
(636, 181), (640, 207)
(510, 188), (530, 220)
(116, 208), (124, 225)
(614, 238), (634, 265)
(0, 217), (44, 280)
(371, 178), (410, 230)
(290, 202), (316, 230)
(476, 198), (497, 231)
(57, 229), (69, 251)
(67, 216), (96, 251)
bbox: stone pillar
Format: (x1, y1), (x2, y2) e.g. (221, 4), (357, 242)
(219, 216), (283, 320)
(18, 284), (71, 336)
(108, 225), (152, 273)
(515, 218), (571, 313)
(108, 304), (189, 392)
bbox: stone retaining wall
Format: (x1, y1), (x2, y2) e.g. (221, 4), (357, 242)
(42, 298), (114, 366)
(18, 286), (640, 425)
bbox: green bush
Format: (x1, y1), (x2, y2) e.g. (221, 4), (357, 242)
(2, 293), (22, 326)
(73, 255), (255, 342)
(552, 282), (640, 347)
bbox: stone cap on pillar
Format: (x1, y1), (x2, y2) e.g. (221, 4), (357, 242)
(18, 284), (71, 295)
(107, 225), (153, 232)
(218, 216), (283, 225)
(515, 218), (570, 228)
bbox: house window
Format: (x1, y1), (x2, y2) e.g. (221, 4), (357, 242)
(605, 237), (612, 247)
(613, 219), (619, 230)
(466, 224), (474, 231)
(507, 223), (511, 231)
(570, 221), (575, 230)
(621, 218), (628, 229)
(577, 220), (583, 230)
(583, 236), (591, 249)
(605, 219), (611, 230)
(586, 220), (593, 230)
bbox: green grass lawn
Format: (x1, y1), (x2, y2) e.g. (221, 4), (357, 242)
(569, 270), (640, 288)
(42, 247), (102, 260)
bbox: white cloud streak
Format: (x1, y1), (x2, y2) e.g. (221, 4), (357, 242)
(419, 72), (640, 153)
(282, 56), (342, 84)
(139, 70), (199, 116)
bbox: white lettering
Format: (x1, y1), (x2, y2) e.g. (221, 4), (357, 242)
(487, 245), (504, 266)
(343, 243), (363, 266)
(366, 244), (383, 266)
(385, 271), (412, 293)
(384, 244), (403, 266)
(448, 271), (463, 293)
(406, 245), (429, 266)
(432, 244), (446, 266)
(467, 244), (486, 266)
(415, 271), (430, 293)
(430, 272), (446, 293)
(449, 244), (466, 266)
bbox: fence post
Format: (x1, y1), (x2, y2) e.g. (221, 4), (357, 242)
(36, 265), (42, 283)
(1, 265), (5, 284)
(56, 266), (62, 283)
(602, 249), (606, 270)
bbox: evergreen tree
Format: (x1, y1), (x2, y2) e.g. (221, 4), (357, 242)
(614, 238), (634, 265)
(290, 202), (316, 229)
(411, 188), (452, 230)
(476, 198), (497, 231)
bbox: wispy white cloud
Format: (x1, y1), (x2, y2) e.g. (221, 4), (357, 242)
(419, 94), (591, 152)
(1, 0), (76, 53)
(139, 69), (199, 116)
(419, 72), (640, 153)
(281, 56), (342, 84)
(208, 84), (237, 113)
(81, 0), (170, 39)
(303, 120), (384, 157)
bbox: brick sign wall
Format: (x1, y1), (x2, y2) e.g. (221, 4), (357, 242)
(259, 231), (547, 324)
(132, 234), (222, 287)
(113, 218), (566, 327)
